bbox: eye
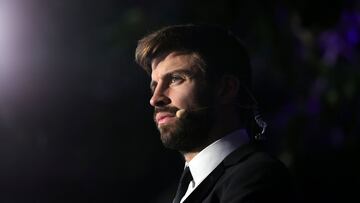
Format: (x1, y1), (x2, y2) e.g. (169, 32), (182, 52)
(170, 74), (184, 85)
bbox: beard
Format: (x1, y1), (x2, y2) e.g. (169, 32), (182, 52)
(154, 105), (213, 152)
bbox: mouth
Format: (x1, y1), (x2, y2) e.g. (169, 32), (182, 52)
(156, 112), (176, 125)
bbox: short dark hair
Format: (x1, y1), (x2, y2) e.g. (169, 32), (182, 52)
(135, 24), (253, 106)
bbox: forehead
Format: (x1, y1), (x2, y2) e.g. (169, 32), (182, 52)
(151, 52), (199, 79)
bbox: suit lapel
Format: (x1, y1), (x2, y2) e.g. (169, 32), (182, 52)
(183, 143), (260, 203)
(183, 162), (225, 203)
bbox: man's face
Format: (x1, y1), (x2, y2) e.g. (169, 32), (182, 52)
(150, 52), (213, 151)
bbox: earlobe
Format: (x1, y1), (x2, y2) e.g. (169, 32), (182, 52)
(216, 75), (240, 103)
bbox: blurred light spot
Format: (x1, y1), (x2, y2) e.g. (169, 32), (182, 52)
(0, 0), (23, 95)
(318, 10), (360, 66)
(346, 28), (359, 45)
(0, 1), (17, 72)
(318, 31), (340, 66)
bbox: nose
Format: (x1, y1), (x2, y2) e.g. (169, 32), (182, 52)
(150, 86), (171, 107)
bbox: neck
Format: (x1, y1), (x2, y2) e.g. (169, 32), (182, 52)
(183, 152), (198, 162)
(182, 106), (243, 162)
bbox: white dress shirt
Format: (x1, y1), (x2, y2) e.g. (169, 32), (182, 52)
(179, 129), (249, 203)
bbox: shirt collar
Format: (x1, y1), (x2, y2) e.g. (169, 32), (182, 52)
(186, 129), (249, 187)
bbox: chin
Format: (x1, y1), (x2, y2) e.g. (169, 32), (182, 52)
(158, 124), (205, 152)
(157, 109), (213, 151)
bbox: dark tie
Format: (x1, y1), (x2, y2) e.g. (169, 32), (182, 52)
(173, 166), (193, 203)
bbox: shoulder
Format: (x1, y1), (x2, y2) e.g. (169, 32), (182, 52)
(215, 143), (295, 202)
(220, 143), (290, 184)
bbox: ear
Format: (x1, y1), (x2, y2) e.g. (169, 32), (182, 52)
(215, 74), (240, 104)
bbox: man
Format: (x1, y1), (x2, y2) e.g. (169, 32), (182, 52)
(135, 24), (294, 203)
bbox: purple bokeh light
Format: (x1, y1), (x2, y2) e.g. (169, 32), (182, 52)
(318, 9), (360, 65)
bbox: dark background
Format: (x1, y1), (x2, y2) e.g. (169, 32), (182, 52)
(0, 0), (359, 202)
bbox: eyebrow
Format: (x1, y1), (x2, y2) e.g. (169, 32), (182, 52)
(150, 69), (195, 93)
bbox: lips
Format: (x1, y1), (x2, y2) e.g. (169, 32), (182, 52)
(155, 112), (176, 124)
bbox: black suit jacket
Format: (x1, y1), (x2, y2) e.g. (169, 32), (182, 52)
(182, 143), (295, 203)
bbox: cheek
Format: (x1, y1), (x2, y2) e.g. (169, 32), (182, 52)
(168, 86), (198, 108)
